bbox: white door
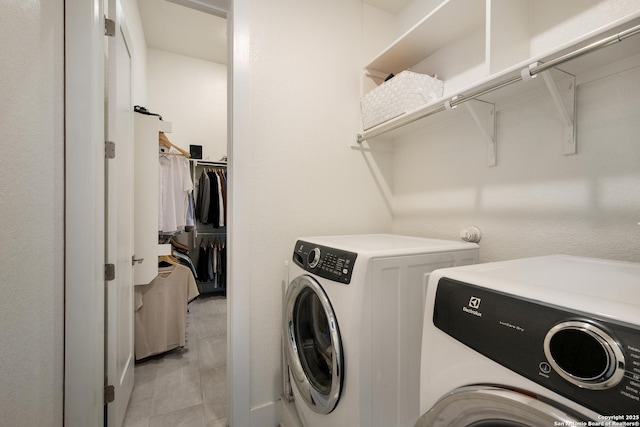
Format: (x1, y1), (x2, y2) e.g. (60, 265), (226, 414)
(134, 114), (161, 286)
(105, 1), (135, 425)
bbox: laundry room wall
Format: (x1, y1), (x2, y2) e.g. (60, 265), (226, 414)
(146, 48), (227, 161)
(0, 1), (64, 425)
(393, 0), (443, 39)
(231, 0), (391, 421)
(359, 0), (640, 265)
(362, 4), (394, 67)
(390, 63), (640, 264)
(361, 0), (446, 94)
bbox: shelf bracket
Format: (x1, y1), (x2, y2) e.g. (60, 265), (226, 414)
(540, 68), (577, 155)
(464, 99), (496, 167)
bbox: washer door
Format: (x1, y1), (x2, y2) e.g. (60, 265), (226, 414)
(414, 386), (587, 427)
(284, 275), (343, 414)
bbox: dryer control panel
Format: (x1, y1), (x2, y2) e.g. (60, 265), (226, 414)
(293, 240), (357, 284)
(433, 277), (640, 417)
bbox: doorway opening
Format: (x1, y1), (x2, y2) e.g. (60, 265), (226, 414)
(123, 1), (230, 425)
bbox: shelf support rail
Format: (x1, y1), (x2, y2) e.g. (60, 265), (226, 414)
(464, 99), (497, 167)
(357, 22), (640, 144)
(521, 62), (577, 155)
(541, 68), (577, 155)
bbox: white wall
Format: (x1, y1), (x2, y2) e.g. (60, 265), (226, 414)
(391, 62), (640, 264)
(363, 0), (445, 58)
(394, 0), (443, 39)
(361, 0), (446, 100)
(0, 1), (64, 425)
(232, 0), (391, 420)
(362, 4), (394, 65)
(147, 48), (227, 161)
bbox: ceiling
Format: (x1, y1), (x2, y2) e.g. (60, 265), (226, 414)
(137, 0), (412, 65)
(165, 0), (229, 17)
(137, 0), (228, 64)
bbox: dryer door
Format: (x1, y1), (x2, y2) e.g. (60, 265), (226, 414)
(284, 274), (343, 414)
(414, 385), (588, 427)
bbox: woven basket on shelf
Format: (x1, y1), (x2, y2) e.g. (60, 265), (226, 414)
(361, 70), (444, 130)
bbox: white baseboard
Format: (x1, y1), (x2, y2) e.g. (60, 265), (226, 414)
(279, 397), (302, 427)
(250, 400), (281, 427)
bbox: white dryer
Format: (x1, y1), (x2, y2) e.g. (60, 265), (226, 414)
(283, 234), (479, 427)
(416, 255), (640, 426)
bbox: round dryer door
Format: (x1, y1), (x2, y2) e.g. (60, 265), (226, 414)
(414, 386), (588, 427)
(284, 275), (343, 414)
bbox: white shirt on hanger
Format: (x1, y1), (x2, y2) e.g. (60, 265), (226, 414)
(159, 147), (193, 232)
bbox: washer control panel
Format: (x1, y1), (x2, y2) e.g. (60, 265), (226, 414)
(433, 277), (640, 416)
(293, 240), (357, 284)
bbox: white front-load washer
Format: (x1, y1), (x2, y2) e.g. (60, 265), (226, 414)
(283, 234), (479, 427)
(415, 255), (640, 426)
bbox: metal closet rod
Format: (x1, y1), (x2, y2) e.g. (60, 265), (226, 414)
(358, 22), (640, 142)
(193, 160), (227, 165)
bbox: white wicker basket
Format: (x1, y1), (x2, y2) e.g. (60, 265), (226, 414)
(361, 71), (444, 130)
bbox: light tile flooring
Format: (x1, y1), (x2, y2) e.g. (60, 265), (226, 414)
(123, 295), (228, 427)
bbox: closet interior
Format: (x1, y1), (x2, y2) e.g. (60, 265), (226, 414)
(158, 142), (227, 295)
(126, 108), (228, 426)
(153, 128), (228, 298)
(132, 110), (228, 355)
(122, 2), (229, 424)
(192, 160), (228, 295)
(130, 0), (229, 364)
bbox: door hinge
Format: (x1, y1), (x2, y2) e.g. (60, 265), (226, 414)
(105, 18), (116, 37)
(105, 264), (115, 281)
(104, 385), (115, 404)
(105, 140), (116, 159)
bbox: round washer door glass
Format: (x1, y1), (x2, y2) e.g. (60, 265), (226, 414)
(284, 275), (343, 414)
(414, 386), (588, 427)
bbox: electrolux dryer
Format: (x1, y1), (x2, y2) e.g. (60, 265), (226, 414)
(283, 234), (479, 427)
(415, 255), (640, 426)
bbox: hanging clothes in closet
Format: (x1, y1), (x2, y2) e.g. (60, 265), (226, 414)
(195, 167), (227, 228)
(158, 133), (195, 233)
(134, 262), (199, 360)
(190, 161), (227, 294)
(135, 238), (199, 361)
(169, 237), (198, 280)
(195, 236), (226, 289)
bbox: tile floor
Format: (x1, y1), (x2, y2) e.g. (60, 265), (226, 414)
(123, 294), (228, 427)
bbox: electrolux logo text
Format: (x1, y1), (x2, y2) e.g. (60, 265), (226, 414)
(462, 296), (483, 317)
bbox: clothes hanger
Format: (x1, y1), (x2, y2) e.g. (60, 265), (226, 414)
(158, 255), (178, 266)
(158, 132), (172, 149)
(159, 132), (191, 158)
(170, 237), (189, 251)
